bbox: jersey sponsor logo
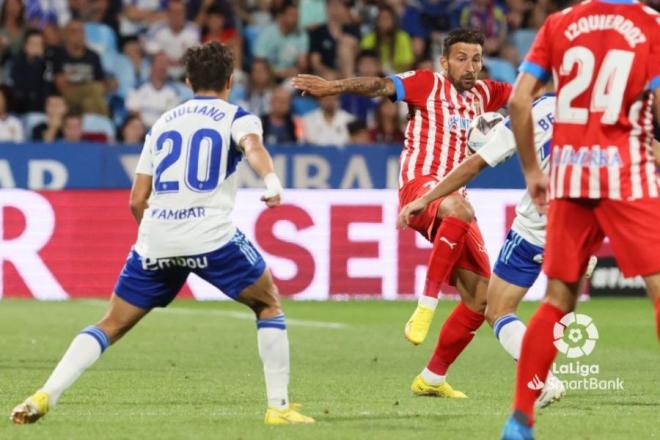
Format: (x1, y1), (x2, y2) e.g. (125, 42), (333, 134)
(150, 207), (206, 220)
(552, 146), (622, 167)
(397, 70), (416, 79)
(564, 14), (647, 48)
(164, 104), (226, 124)
(141, 255), (209, 271)
(447, 115), (472, 131)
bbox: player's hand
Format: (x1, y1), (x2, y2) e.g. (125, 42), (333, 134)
(397, 199), (428, 229)
(526, 170), (549, 215)
(261, 194), (281, 208)
(291, 74), (337, 97)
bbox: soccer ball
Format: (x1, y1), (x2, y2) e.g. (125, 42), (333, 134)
(467, 112), (505, 153)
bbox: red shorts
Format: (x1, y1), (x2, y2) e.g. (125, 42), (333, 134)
(545, 198), (660, 282)
(399, 176), (491, 282)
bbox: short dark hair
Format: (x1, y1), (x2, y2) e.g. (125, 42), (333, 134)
(184, 41), (234, 92)
(442, 28), (485, 57)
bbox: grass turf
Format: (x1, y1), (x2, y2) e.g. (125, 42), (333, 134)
(0, 298), (657, 440)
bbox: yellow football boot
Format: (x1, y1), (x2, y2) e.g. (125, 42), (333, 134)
(10, 391), (50, 424)
(265, 404), (315, 425)
(404, 304), (435, 345)
(410, 375), (467, 398)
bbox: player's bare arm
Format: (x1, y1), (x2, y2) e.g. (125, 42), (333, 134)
(129, 173), (152, 225)
(292, 74), (395, 98)
(509, 72), (548, 214)
(240, 133), (283, 208)
(398, 154), (489, 228)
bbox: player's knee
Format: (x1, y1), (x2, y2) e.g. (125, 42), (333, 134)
(485, 304), (515, 327)
(439, 195), (474, 223)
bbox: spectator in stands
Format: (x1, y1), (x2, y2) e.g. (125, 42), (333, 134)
(308, 0), (359, 78)
(202, 5), (242, 68)
(370, 99), (405, 144)
(11, 29), (49, 114)
(121, 37), (150, 89)
(0, 0), (26, 61)
(118, 114), (146, 144)
(459, 0), (508, 55)
(299, 0), (327, 30)
(118, 0), (166, 38)
(143, 0), (201, 80)
(302, 94), (354, 146)
(360, 5), (414, 74)
(25, 0), (70, 28)
(348, 120), (371, 144)
(32, 94), (68, 142)
(340, 50), (380, 125)
(60, 110), (84, 142)
(254, 1), (309, 81)
(189, 0), (235, 28)
(0, 87), (24, 142)
(125, 52), (181, 128)
(261, 86), (297, 145)
(242, 58), (275, 117)
(52, 20), (108, 116)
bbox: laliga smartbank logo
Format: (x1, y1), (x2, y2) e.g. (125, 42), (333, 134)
(527, 313), (624, 392)
(553, 312), (599, 358)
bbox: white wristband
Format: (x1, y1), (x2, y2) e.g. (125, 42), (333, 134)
(263, 173), (284, 199)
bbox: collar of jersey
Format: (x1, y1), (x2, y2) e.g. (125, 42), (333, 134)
(193, 95), (220, 100)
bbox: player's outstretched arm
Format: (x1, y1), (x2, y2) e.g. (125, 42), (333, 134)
(241, 133), (283, 208)
(292, 74), (396, 98)
(397, 155), (488, 228)
(129, 173), (152, 225)
(509, 72), (548, 214)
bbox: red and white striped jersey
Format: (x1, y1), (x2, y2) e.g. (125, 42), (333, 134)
(522, 0), (660, 200)
(390, 70), (511, 188)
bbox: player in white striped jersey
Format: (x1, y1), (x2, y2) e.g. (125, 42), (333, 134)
(10, 42), (314, 426)
(399, 94), (597, 408)
(294, 29), (512, 399)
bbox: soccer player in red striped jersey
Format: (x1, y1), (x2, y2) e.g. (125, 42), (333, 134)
(503, 1), (660, 439)
(293, 29), (511, 397)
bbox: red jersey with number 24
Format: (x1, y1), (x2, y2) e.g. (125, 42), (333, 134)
(522, 0), (660, 200)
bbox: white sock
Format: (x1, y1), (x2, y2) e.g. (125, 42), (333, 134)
(418, 296), (438, 310)
(40, 326), (110, 406)
(257, 315), (289, 410)
(494, 314), (526, 361)
(420, 367), (445, 385)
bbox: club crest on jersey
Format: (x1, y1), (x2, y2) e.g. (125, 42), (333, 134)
(141, 256), (209, 271)
(447, 116), (472, 131)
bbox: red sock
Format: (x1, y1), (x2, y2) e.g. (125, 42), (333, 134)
(513, 302), (564, 426)
(427, 301), (485, 375)
(655, 299), (660, 340)
(423, 217), (471, 298)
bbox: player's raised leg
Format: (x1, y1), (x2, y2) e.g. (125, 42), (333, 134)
(10, 294), (149, 424)
(405, 193), (475, 345)
(235, 268), (314, 425)
(411, 267), (487, 397)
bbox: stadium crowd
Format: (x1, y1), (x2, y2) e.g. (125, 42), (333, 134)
(0, 0), (654, 145)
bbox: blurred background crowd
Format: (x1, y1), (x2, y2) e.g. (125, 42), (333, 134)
(0, 0), (659, 145)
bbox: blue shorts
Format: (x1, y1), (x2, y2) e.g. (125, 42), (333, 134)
(114, 230), (266, 309)
(493, 229), (544, 288)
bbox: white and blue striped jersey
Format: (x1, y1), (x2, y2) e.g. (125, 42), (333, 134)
(134, 96), (263, 258)
(477, 94), (556, 247)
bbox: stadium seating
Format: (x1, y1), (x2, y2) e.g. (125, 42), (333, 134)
(83, 113), (116, 143)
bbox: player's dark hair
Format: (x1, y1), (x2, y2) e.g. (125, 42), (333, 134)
(442, 28), (485, 57)
(184, 41), (234, 93)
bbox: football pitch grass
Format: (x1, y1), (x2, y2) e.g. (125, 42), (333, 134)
(0, 298), (657, 440)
